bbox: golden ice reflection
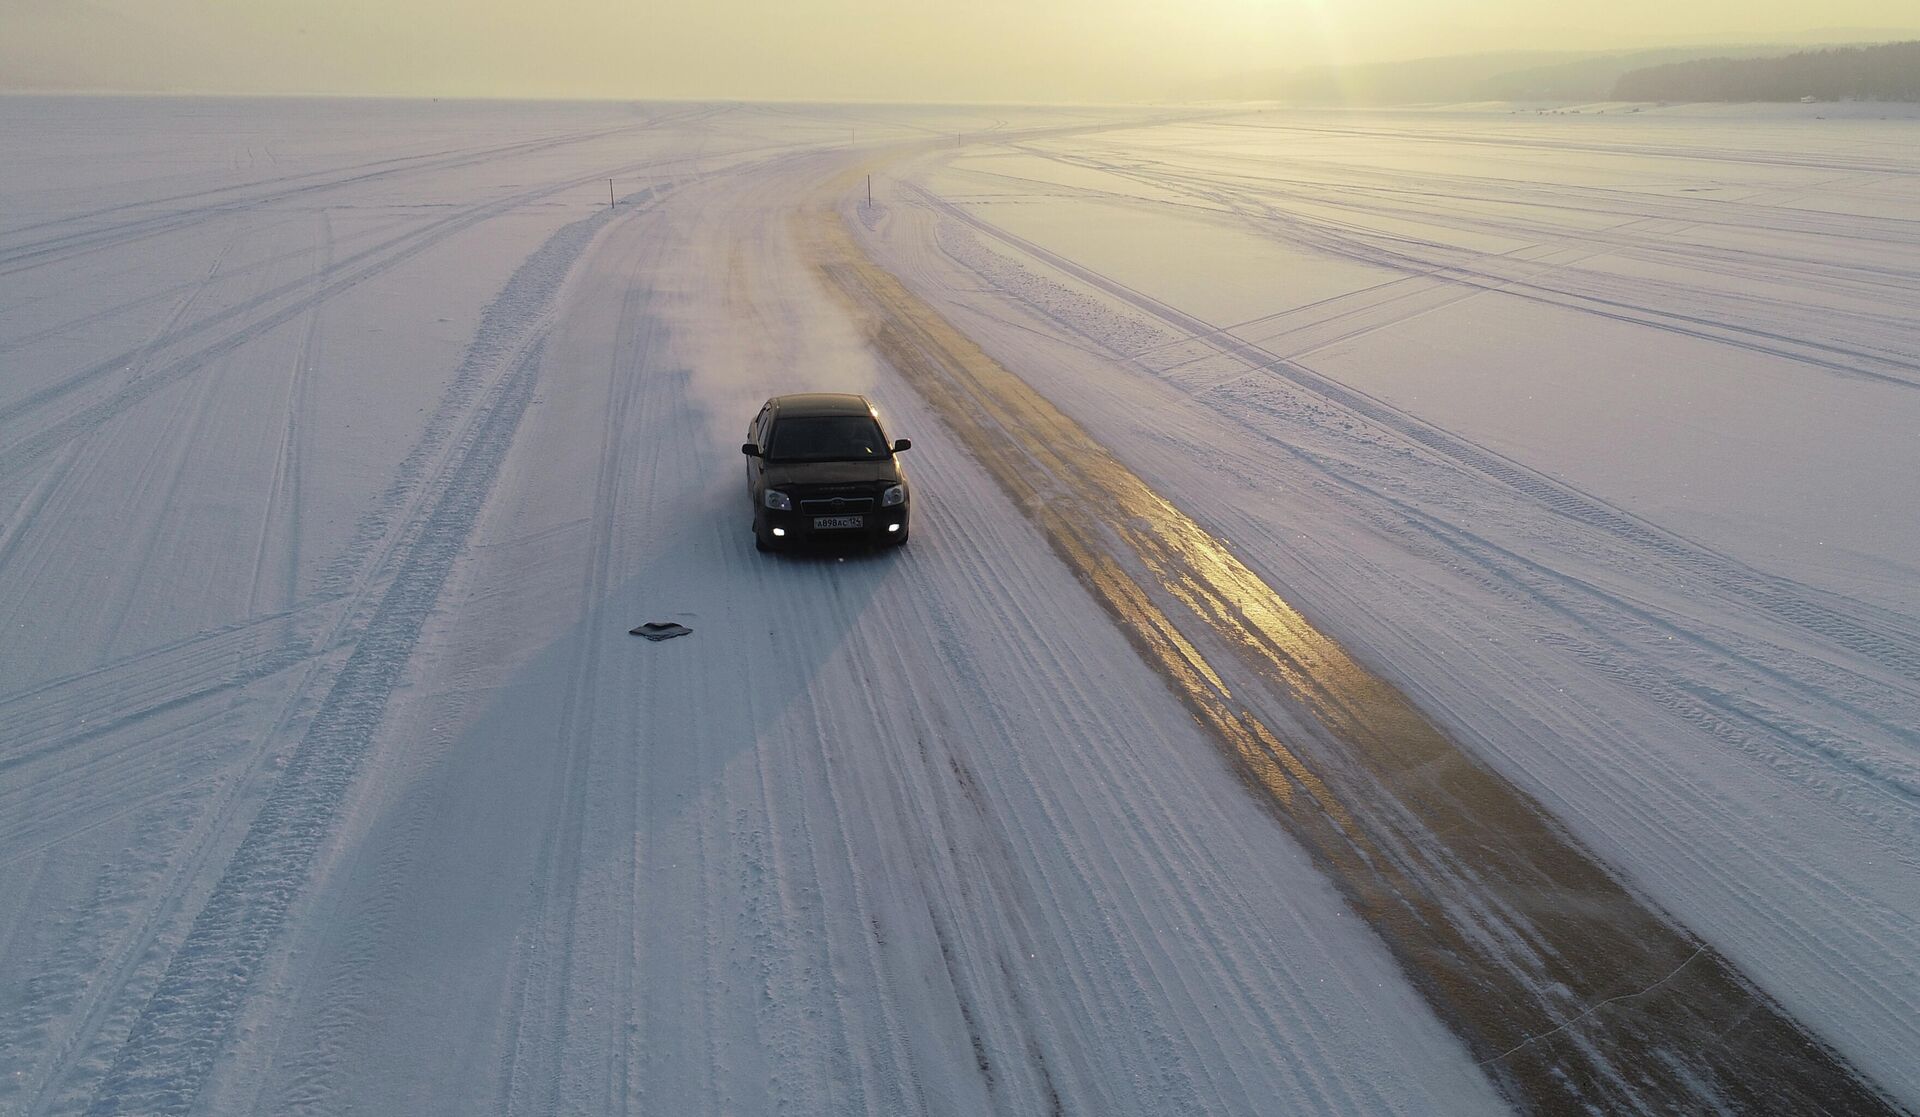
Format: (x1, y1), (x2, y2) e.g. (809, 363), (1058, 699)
(802, 178), (1892, 1114)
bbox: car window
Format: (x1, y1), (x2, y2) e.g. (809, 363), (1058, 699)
(766, 415), (889, 462)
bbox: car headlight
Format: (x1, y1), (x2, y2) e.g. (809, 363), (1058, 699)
(881, 484), (906, 508)
(764, 490), (792, 511)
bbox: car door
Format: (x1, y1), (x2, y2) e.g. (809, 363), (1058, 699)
(746, 401), (771, 495)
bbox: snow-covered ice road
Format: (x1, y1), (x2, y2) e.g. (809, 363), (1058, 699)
(1, 98), (1916, 1115)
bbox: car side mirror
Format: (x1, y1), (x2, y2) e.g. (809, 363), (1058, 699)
(741, 442), (760, 457)
(892, 439), (911, 453)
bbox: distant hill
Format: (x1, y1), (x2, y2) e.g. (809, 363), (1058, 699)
(1185, 35), (1920, 106)
(1194, 51), (1570, 104)
(1474, 47), (1815, 102)
(1613, 41), (1920, 102)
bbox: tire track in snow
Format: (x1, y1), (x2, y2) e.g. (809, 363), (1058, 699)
(930, 203), (1920, 774)
(7, 608), (355, 1117)
(0, 125), (594, 245)
(246, 206), (331, 620)
(924, 210), (1920, 805)
(0, 115), (767, 462)
(1, 198), (539, 788)
(495, 253), (654, 1117)
(0, 228), (240, 598)
(75, 173), (671, 1117)
(870, 549), (1340, 1113)
(1007, 145), (1920, 392)
(0, 169), (686, 805)
(1095, 147), (1920, 262)
(914, 185), (1920, 684)
(0, 620), (315, 783)
(1023, 147), (1920, 390)
(0, 445), (79, 589)
(10, 162), (706, 1117)
(810, 193), (1899, 1114)
(79, 335), (543, 1116)
(1200, 116), (1920, 178)
(89, 363), (234, 657)
(0, 126), (815, 479)
(0, 232), (313, 360)
(0, 103), (745, 289)
(0, 164), (635, 479)
(0, 116), (675, 277)
(0, 102), (730, 251)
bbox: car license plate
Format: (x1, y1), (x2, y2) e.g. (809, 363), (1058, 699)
(814, 515), (863, 530)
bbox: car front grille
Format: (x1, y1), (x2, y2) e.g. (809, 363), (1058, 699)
(799, 496), (875, 514)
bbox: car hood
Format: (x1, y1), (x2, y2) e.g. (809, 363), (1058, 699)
(762, 459), (901, 489)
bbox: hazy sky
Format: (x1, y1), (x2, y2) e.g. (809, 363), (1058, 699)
(3, 0), (1916, 101)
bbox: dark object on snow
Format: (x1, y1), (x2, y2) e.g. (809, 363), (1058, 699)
(741, 393), (913, 553)
(630, 622), (692, 641)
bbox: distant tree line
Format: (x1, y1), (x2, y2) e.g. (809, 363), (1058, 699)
(1612, 41), (1920, 102)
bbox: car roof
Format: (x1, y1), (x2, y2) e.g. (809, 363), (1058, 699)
(768, 393), (874, 418)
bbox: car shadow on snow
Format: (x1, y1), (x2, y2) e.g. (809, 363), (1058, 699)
(265, 475), (915, 1100)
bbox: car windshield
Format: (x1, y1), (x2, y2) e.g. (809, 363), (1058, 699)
(767, 415), (889, 462)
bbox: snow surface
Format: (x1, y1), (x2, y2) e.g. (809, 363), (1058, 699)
(863, 105), (1920, 1105)
(0, 96), (1915, 1114)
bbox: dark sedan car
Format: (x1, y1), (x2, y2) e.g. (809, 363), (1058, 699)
(742, 393), (912, 551)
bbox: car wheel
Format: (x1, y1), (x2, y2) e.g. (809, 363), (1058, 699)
(887, 528), (909, 548)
